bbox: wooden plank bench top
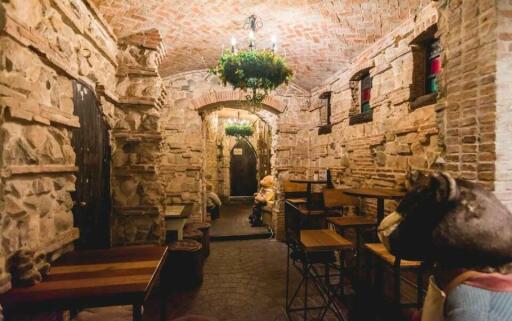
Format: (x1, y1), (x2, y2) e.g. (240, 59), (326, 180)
(300, 229), (353, 252)
(327, 216), (377, 228)
(365, 243), (421, 268)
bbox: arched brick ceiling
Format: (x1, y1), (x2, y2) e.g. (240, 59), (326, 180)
(91, 0), (429, 90)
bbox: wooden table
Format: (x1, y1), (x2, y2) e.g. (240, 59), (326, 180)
(0, 245), (168, 321)
(289, 179), (329, 208)
(343, 188), (405, 224)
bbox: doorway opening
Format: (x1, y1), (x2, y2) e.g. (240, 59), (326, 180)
(71, 81), (111, 249)
(202, 107), (275, 239)
(230, 138), (257, 197)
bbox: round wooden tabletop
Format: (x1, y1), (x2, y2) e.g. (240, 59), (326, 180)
(343, 187), (405, 200)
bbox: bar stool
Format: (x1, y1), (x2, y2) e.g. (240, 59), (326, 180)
(283, 179), (308, 205)
(323, 188), (375, 278)
(286, 229), (352, 321)
(364, 243), (424, 311)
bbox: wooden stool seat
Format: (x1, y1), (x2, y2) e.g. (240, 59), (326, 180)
(287, 197), (308, 204)
(300, 229), (353, 252)
(327, 216), (377, 228)
(365, 243), (421, 268)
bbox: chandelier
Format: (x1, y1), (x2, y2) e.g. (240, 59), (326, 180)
(210, 14), (293, 104)
(224, 113), (254, 138)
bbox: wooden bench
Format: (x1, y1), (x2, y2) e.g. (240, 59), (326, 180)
(300, 229), (352, 252)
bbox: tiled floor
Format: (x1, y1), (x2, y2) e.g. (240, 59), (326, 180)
(210, 202), (271, 239)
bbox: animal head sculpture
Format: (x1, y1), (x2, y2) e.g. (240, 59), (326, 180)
(379, 172), (512, 271)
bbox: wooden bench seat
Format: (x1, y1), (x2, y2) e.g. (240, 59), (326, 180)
(286, 197), (308, 204)
(327, 216), (377, 228)
(300, 229), (353, 252)
(365, 243), (421, 268)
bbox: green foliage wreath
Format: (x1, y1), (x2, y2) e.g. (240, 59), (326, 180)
(210, 50), (293, 103)
(224, 123), (254, 137)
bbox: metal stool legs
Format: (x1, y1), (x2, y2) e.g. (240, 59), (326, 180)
(286, 248), (346, 321)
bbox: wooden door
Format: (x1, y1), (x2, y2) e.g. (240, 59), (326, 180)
(71, 80), (111, 249)
(230, 139), (257, 196)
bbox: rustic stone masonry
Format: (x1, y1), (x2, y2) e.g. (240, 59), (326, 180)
(0, 0), (118, 293)
(203, 109), (272, 201)
(0, 0), (509, 294)
(110, 28), (168, 245)
(162, 71), (313, 239)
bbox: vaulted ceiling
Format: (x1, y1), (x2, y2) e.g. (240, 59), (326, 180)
(91, 0), (429, 90)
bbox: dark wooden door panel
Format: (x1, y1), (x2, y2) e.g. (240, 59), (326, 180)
(230, 139), (257, 196)
(71, 80), (111, 249)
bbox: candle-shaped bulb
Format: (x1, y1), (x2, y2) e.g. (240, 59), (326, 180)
(231, 36), (236, 53)
(271, 35), (277, 52)
(249, 30), (255, 40)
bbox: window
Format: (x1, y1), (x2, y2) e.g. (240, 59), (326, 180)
(319, 91), (331, 126)
(318, 91), (332, 135)
(360, 74), (372, 113)
(410, 26), (440, 110)
(426, 39), (441, 94)
(349, 68), (374, 125)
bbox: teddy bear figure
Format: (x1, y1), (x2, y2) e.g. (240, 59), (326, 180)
(249, 175), (275, 227)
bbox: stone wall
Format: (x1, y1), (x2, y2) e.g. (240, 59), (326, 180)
(0, 0), (118, 293)
(0, 0), (169, 294)
(109, 29), (168, 245)
(495, 0), (512, 210)
(203, 109), (272, 200)
(162, 70), (312, 238)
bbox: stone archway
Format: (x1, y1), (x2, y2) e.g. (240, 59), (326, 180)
(199, 102), (279, 231)
(191, 91), (286, 114)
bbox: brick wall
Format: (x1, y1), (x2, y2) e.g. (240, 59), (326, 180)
(435, 0), (498, 190)
(495, 0), (512, 210)
(305, 4), (441, 215)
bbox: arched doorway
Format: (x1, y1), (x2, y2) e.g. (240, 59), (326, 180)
(230, 139), (257, 197)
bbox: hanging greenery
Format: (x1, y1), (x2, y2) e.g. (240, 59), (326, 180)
(225, 122), (254, 137)
(210, 50), (293, 104)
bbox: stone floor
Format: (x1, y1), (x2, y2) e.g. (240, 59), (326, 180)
(210, 202), (271, 239)
(144, 239), (348, 321)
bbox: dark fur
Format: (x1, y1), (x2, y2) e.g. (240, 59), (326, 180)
(388, 172), (512, 271)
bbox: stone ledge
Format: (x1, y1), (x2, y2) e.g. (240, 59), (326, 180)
(116, 65), (159, 77)
(42, 228), (80, 254)
(1, 95), (80, 128)
(113, 165), (157, 175)
(3, 13), (96, 90)
(118, 96), (158, 107)
(349, 110), (373, 125)
(114, 206), (160, 216)
(160, 165), (202, 172)
(1, 165), (78, 177)
(113, 130), (163, 141)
